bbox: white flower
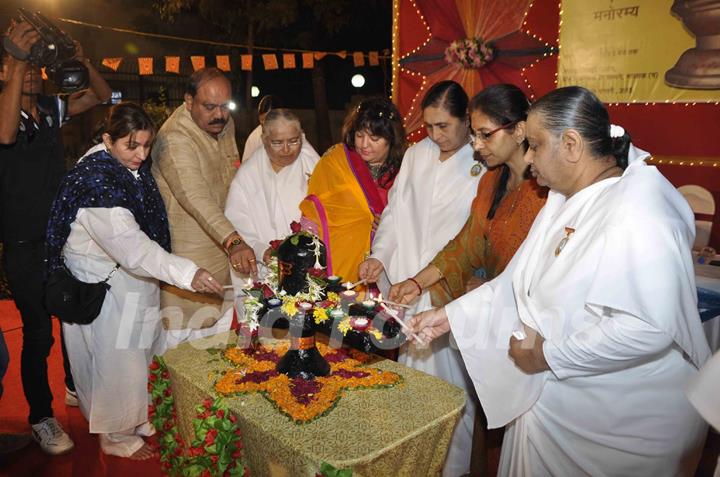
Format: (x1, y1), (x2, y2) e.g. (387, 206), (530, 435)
(610, 124), (625, 138)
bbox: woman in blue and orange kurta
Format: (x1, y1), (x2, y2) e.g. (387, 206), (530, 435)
(299, 98), (406, 283)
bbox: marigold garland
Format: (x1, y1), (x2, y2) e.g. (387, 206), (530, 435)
(215, 343), (401, 423)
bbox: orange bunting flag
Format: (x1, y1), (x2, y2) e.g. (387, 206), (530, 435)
(369, 51), (379, 66)
(138, 57), (153, 75)
(241, 55), (253, 71)
(335, 50), (347, 60)
(282, 53), (296, 69)
(190, 56), (206, 71)
(302, 52), (314, 69)
(262, 54), (279, 70)
(102, 57), (123, 72)
(353, 52), (365, 67)
(165, 56), (180, 74)
(216, 55), (231, 72)
(313, 52), (327, 61)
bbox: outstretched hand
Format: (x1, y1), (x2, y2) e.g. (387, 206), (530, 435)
(358, 258), (384, 283)
(229, 242), (258, 276)
(388, 279), (421, 305)
(191, 268), (224, 296)
(407, 307), (450, 344)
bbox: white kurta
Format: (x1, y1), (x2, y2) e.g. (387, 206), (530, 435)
(242, 125), (263, 162)
(225, 141), (320, 263)
(447, 159), (711, 476)
(62, 206), (197, 443)
(370, 137), (482, 477)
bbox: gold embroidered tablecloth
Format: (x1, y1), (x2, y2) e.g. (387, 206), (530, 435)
(163, 331), (466, 477)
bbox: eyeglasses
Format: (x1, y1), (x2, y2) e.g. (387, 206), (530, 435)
(471, 121), (517, 144)
(268, 137), (302, 150)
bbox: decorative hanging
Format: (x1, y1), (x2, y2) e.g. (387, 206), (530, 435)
(283, 53), (296, 69)
(165, 56), (180, 74)
(444, 37), (494, 69)
(302, 52), (314, 69)
(353, 52), (365, 67)
(262, 54), (279, 70)
(216, 55), (231, 72)
(102, 57), (123, 72)
(241, 54), (253, 71)
(190, 56), (206, 71)
(138, 57), (153, 75)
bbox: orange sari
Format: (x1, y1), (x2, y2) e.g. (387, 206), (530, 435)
(300, 144), (391, 283)
(430, 167), (547, 306)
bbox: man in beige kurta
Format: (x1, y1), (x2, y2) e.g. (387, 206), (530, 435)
(152, 68), (254, 333)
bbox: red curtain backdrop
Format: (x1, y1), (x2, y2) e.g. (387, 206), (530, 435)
(394, 0), (720, 158)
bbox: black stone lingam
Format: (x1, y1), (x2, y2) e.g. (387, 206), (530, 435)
(277, 232), (326, 295)
(275, 231), (330, 378)
(276, 310), (330, 379)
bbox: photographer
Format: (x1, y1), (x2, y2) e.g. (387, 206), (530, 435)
(0, 19), (111, 455)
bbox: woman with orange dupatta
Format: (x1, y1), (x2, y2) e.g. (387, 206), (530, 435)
(300, 98), (406, 283)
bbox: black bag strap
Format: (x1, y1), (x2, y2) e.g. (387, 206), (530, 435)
(101, 264), (120, 284)
(60, 253), (119, 285)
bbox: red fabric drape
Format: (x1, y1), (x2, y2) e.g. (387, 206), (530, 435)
(395, 0), (720, 157)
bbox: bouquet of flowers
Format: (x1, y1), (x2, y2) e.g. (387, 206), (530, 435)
(444, 37), (494, 69)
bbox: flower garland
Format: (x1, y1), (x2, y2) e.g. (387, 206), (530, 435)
(215, 342), (401, 423)
(149, 357), (249, 476)
(444, 37), (494, 69)
(184, 398), (247, 477)
(149, 356), (185, 474)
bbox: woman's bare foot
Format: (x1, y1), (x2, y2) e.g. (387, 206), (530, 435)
(127, 441), (157, 460)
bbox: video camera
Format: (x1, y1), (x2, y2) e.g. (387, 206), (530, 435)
(2, 9), (89, 92)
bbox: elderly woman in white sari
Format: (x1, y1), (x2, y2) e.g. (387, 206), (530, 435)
(225, 108), (319, 275)
(408, 86), (710, 476)
(358, 80), (482, 477)
(46, 103), (223, 460)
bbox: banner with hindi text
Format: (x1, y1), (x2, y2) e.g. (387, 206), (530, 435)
(558, 0), (720, 102)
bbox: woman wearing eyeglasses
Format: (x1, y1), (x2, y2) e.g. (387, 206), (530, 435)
(225, 109), (320, 271)
(386, 83), (546, 475)
(299, 97), (406, 283)
(390, 84), (547, 307)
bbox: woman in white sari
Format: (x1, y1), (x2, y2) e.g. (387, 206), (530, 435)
(358, 80), (481, 477)
(46, 103), (223, 460)
(409, 87), (710, 476)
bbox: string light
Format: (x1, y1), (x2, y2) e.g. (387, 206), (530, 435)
(649, 157), (720, 168)
(519, 1), (558, 101)
(396, 0), (432, 132)
(391, 0), (400, 101)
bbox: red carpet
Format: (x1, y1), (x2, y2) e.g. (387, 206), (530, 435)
(0, 300), (162, 477)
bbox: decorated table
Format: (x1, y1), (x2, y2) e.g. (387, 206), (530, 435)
(161, 331), (466, 477)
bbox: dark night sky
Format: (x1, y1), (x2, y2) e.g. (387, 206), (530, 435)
(0, 0), (393, 110)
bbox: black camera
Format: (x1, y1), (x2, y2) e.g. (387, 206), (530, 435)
(2, 9), (89, 92)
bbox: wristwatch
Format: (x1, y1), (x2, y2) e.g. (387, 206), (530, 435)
(226, 237), (245, 254)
